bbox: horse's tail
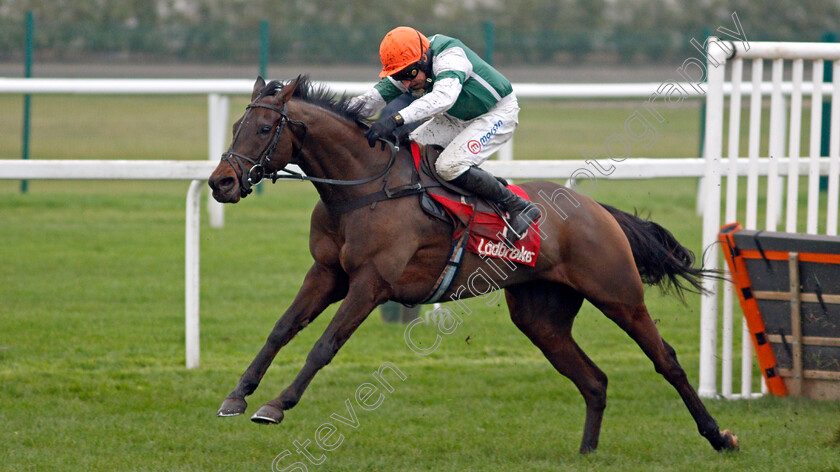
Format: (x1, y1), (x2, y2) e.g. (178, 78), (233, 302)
(599, 202), (712, 299)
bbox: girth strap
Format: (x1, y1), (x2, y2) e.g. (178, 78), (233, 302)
(420, 225), (470, 304)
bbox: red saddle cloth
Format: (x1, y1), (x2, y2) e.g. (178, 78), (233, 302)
(411, 143), (541, 267)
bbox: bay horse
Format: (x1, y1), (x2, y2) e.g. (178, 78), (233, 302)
(208, 76), (739, 454)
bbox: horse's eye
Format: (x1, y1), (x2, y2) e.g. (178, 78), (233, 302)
(259, 125), (272, 134)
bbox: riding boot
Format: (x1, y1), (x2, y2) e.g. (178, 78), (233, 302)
(451, 167), (542, 244)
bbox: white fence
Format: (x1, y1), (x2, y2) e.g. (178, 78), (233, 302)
(0, 157), (714, 369)
(2, 153), (835, 370)
(700, 40), (840, 399)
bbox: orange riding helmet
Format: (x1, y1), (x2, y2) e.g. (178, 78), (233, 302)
(379, 26), (430, 78)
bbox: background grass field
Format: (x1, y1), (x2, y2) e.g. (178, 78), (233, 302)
(1, 94), (839, 471)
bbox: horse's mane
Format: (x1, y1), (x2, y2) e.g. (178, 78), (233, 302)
(258, 76), (368, 126)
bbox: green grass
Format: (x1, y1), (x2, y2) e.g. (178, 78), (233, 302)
(2, 95), (839, 471)
(516, 99), (702, 159)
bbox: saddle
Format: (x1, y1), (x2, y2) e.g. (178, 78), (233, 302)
(409, 142), (541, 268)
(414, 143), (509, 225)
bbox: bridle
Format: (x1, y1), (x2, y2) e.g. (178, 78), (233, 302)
(221, 101), (306, 197)
(221, 98), (399, 198)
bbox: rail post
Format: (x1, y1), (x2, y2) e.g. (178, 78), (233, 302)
(207, 94), (228, 228)
(186, 180), (203, 369)
(20, 11), (34, 194)
(699, 37), (727, 398)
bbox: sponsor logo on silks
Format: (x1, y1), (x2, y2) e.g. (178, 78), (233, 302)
(467, 140), (481, 154)
(479, 120), (504, 147)
(476, 237), (534, 264)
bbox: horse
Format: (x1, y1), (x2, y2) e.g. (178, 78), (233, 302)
(207, 75), (739, 454)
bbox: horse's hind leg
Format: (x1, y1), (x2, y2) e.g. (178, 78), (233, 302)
(217, 262), (348, 417)
(561, 210), (738, 452)
(505, 281), (608, 454)
(594, 299), (739, 452)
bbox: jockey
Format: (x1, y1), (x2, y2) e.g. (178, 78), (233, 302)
(351, 26), (541, 243)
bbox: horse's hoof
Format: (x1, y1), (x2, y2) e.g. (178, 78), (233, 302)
(251, 404), (284, 424)
(579, 445), (597, 455)
(217, 397), (248, 417)
(720, 429), (740, 451)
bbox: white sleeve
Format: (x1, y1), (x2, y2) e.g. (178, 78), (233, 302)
(398, 78), (462, 124)
(398, 47), (472, 124)
(348, 88), (387, 119)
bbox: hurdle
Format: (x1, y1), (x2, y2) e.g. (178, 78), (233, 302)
(700, 39), (840, 398)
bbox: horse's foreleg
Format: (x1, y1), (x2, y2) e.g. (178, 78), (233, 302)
(250, 267), (390, 424)
(218, 262), (348, 417)
(506, 282), (607, 454)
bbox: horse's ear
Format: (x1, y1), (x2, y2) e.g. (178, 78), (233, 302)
(275, 75), (302, 104)
(251, 76), (266, 101)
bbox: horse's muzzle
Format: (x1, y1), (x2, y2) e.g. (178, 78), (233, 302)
(208, 174), (242, 203)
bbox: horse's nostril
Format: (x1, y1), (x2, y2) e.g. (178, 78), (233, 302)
(220, 177), (236, 190)
(211, 177), (235, 192)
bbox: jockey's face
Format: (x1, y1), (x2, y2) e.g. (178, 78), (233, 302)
(401, 70), (427, 91)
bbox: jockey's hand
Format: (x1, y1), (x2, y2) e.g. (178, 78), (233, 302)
(365, 113), (404, 149)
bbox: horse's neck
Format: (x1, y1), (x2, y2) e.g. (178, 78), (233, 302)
(292, 104), (399, 202)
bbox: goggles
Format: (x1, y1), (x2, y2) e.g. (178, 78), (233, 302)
(391, 63), (421, 82)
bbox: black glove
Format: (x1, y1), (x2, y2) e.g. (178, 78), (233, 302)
(365, 113), (405, 149)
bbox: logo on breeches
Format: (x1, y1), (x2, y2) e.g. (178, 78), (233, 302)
(467, 120), (505, 155)
(478, 120), (504, 148)
(467, 140), (482, 154)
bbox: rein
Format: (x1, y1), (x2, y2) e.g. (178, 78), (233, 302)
(268, 142), (399, 187)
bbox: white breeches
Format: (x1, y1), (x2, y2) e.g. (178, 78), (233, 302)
(409, 93), (520, 181)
